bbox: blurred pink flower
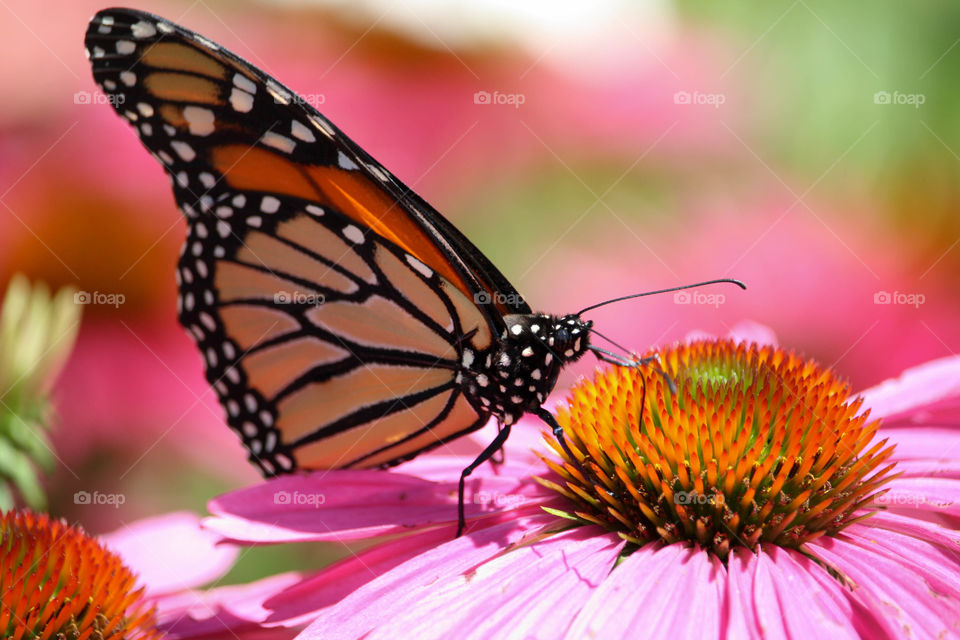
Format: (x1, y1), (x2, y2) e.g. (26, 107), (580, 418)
(178, 328), (960, 639)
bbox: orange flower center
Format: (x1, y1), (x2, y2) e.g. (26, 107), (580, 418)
(0, 510), (161, 639)
(539, 340), (897, 560)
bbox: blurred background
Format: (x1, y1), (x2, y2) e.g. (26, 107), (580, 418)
(1, 0), (959, 582)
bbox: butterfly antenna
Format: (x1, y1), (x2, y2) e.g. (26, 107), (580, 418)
(576, 278), (746, 316)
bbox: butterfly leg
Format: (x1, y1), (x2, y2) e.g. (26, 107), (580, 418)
(533, 407), (582, 469)
(490, 423), (507, 465)
(457, 421), (512, 537)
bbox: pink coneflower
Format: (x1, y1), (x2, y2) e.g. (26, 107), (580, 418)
(192, 335), (960, 639)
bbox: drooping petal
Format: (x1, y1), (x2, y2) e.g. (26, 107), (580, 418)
(726, 546), (896, 639)
(206, 467), (554, 543)
(364, 528), (623, 640)
(297, 514), (560, 639)
(809, 527), (960, 638)
(859, 354), (960, 424)
(566, 543), (726, 640)
(101, 511), (239, 596)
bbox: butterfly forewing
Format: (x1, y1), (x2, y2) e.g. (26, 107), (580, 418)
(85, 8), (503, 472)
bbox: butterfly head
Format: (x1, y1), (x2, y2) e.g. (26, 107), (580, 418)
(550, 314), (593, 363)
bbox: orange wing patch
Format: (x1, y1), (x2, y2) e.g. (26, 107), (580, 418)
(210, 145), (473, 298)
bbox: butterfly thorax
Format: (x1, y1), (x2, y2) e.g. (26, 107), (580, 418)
(461, 313), (593, 425)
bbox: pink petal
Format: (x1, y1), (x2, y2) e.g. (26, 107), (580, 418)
(154, 572), (304, 638)
(859, 354), (960, 424)
(567, 543), (726, 640)
(726, 545), (896, 639)
(259, 523), (489, 628)
(364, 528), (623, 640)
(206, 468), (554, 543)
(861, 510), (960, 548)
(876, 426), (960, 461)
(810, 527), (960, 638)
(297, 513), (559, 639)
(874, 477), (960, 519)
(727, 319), (778, 345)
(100, 511), (239, 596)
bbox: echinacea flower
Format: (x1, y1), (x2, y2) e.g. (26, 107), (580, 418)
(185, 331), (960, 639)
(0, 509), (160, 639)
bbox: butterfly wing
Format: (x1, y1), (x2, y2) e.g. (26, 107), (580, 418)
(84, 8), (521, 473)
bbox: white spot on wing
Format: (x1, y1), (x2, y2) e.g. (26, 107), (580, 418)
(119, 71), (136, 86)
(305, 204), (324, 217)
(260, 196), (280, 213)
(262, 132), (296, 154)
(170, 140), (196, 161)
(342, 224), (364, 244)
(136, 102), (154, 117)
(291, 120), (315, 142)
(183, 106), (215, 136)
(116, 40), (136, 54)
(230, 88), (254, 113)
(131, 20), (157, 38)
(337, 151), (359, 170)
(406, 255), (433, 279)
(233, 73), (257, 94)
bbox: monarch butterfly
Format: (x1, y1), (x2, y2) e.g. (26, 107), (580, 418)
(85, 8), (743, 534)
